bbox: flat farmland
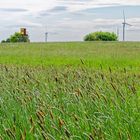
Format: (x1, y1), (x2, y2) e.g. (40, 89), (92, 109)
(0, 42), (140, 69)
(0, 42), (140, 139)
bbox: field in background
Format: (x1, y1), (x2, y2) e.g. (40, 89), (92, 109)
(0, 42), (140, 139)
(0, 42), (140, 69)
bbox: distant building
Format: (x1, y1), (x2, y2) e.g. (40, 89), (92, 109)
(20, 28), (27, 36)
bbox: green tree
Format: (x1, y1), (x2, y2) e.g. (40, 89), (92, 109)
(84, 31), (118, 41)
(1, 40), (6, 43)
(10, 32), (30, 43)
(6, 38), (11, 43)
(1, 32), (30, 43)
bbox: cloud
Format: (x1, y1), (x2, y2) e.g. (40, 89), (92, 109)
(1, 0), (140, 14)
(0, 8), (28, 12)
(38, 6), (68, 18)
(48, 6), (68, 12)
(57, 0), (140, 12)
(47, 17), (140, 34)
(5, 21), (42, 29)
(0, 0), (140, 41)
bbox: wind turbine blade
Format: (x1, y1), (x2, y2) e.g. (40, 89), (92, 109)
(123, 10), (126, 23)
(125, 23), (132, 26)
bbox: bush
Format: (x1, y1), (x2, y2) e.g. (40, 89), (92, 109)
(1, 40), (6, 43)
(84, 31), (118, 41)
(1, 32), (30, 43)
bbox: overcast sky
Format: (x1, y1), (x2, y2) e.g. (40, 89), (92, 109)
(0, 0), (140, 42)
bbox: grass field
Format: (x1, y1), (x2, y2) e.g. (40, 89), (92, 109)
(0, 42), (140, 69)
(0, 42), (140, 140)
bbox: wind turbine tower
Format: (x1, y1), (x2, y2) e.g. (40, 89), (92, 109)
(45, 32), (48, 42)
(44, 25), (48, 42)
(122, 11), (132, 41)
(116, 27), (119, 40)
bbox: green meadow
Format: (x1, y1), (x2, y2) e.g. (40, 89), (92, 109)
(0, 42), (140, 69)
(0, 42), (140, 139)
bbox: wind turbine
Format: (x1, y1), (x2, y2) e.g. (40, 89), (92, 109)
(122, 10), (132, 41)
(45, 26), (48, 42)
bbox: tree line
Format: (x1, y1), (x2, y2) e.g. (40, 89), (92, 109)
(1, 32), (30, 43)
(1, 31), (118, 43)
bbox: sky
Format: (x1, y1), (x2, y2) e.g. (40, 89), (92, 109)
(0, 0), (140, 42)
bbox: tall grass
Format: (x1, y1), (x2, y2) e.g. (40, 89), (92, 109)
(0, 65), (140, 139)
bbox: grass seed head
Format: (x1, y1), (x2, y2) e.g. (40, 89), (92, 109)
(59, 118), (65, 128)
